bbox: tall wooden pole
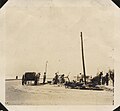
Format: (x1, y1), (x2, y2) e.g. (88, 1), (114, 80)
(80, 32), (86, 85)
(45, 61), (48, 73)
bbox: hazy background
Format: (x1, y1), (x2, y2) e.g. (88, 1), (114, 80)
(0, 0), (116, 79)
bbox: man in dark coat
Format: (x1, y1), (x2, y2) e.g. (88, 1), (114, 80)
(54, 73), (59, 84)
(43, 72), (46, 84)
(105, 73), (109, 86)
(22, 75), (25, 85)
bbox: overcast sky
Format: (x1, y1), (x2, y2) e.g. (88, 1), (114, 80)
(0, 0), (117, 79)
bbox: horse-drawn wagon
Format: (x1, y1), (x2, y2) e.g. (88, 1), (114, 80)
(22, 72), (40, 85)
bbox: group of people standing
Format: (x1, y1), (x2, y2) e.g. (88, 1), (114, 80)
(52, 73), (69, 84)
(76, 71), (113, 86)
(37, 72), (46, 84)
(91, 71), (113, 86)
(101, 72), (110, 86)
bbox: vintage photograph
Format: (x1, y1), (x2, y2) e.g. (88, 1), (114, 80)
(4, 0), (115, 106)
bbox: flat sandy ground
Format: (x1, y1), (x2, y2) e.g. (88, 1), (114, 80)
(5, 80), (114, 105)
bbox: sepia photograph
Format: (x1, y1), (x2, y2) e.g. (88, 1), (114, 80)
(0, 0), (120, 110)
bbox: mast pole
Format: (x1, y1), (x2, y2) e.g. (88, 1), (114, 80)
(45, 61), (48, 73)
(80, 32), (87, 85)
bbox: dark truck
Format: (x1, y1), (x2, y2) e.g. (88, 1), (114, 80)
(22, 72), (40, 85)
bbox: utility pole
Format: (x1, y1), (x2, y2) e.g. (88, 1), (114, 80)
(80, 32), (87, 85)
